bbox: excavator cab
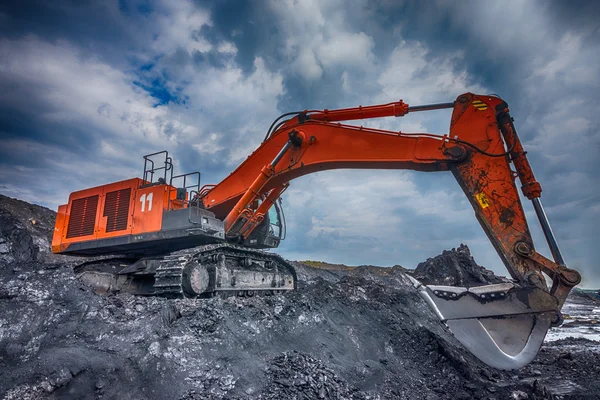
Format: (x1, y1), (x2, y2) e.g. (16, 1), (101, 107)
(242, 197), (286, 249)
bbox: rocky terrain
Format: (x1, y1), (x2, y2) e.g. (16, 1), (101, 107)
(0, 194), (599, 400)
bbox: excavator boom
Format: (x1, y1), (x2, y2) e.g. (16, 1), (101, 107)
(52, 92), (580, 370)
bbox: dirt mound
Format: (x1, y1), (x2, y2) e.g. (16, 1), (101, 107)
(0, 195), (599, 399)
(0, 194), (71, 265)
(410, 244), (509, 287)
(568, 288), (600, 304)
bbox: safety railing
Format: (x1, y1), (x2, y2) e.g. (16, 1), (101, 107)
(141, 151), (173, 187)
(167, 171), (201, 211)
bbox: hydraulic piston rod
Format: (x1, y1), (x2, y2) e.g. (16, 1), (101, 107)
(532, 197), (565, 266)
(494, 100), (567, 267)
(407, 102), (455, 113)
(223, 138), (293, 235)
(306, 101), (455, 123)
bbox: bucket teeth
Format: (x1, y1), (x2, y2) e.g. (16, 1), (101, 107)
(407, 275), (559, 370)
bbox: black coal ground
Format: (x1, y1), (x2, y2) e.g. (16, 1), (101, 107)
(1, 194), (599, 400)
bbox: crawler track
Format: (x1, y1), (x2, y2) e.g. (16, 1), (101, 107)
(75, 243), (297, 297)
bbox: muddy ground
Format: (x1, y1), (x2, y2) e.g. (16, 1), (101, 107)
(0, 194), (599, 400)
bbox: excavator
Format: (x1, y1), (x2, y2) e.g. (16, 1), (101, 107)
(52, 92), (581, 370)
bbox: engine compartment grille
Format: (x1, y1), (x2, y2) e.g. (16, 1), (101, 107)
(66, 195), (99, 238)
(103, 188), (131, 233)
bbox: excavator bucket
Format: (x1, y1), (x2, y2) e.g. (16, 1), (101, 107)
(408, 277), (558, 369)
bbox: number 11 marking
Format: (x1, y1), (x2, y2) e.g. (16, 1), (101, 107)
(140, 193), (153, 212)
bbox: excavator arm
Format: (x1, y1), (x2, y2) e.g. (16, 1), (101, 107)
(200, 92), (581, 369)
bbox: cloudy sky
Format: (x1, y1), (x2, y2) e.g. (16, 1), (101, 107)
(1, 0), (598, 287)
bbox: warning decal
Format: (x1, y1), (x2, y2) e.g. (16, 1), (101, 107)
(472, 100), (488, 111)
(475, 192), (491, 209)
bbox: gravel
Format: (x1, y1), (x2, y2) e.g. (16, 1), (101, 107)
(1, 193), (599, 400)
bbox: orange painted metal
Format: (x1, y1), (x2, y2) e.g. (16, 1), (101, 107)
(57, 179), (140, 248)
(449, 93), (537, 281)
(203, 123), (459, 219)
(51, 204), (68, 253)
(306, 100), (409, 122)
(223, 164), (274, 232)
(53, 177), (183, 252)
(496, 103), (542, 199)
(131, 184), (165, 235)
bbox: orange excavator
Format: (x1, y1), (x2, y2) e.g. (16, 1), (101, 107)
(52, 93), (580, 370)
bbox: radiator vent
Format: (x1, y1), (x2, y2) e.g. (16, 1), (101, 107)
(103, 188), (131, 233)
(66, 195), (99, 238)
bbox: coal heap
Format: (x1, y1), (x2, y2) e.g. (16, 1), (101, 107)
(0, 195), (63, 265)
(0, 194), (598, 400)
(410, 244), (509, 287)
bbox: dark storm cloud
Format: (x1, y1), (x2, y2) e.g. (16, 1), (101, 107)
(0, 1), (150, 157)
(0, 1), (141, 67)
(0, 66), (112, 147)
(546, 0), (600, 32)
(192, 0), (285, 73)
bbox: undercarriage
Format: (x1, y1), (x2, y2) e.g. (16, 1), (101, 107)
(75, 243), (296, 297)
